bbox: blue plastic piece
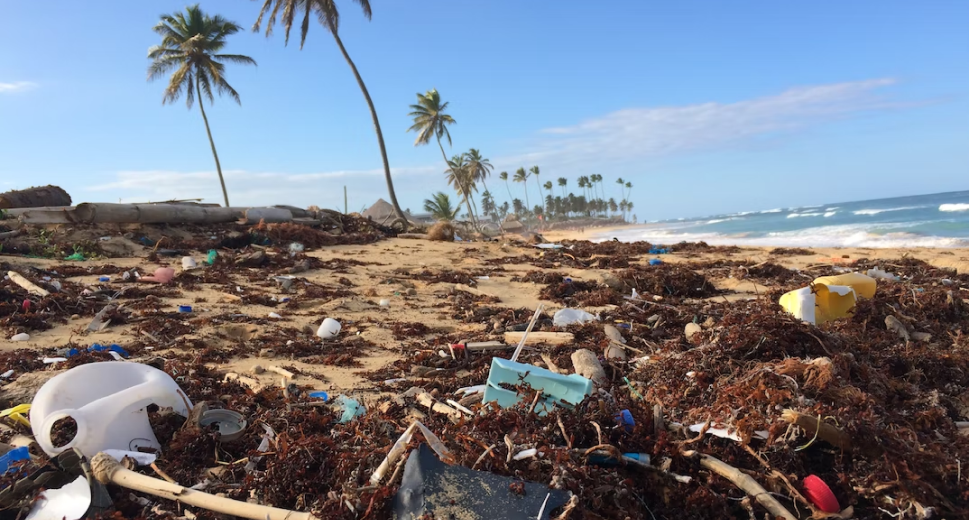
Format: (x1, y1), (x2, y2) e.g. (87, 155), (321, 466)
(615, 409), (635, 432)
(308, 391), (329, 402)
(617, 323), (631, 330)
(178, 305), (193, 313)
(649, 259), (663, 266)
(0, 447), (30, 476)
(66, 344), (130, 358)
(648, 247), (669, 254)
(334, 396), (365, 423)
(483, 358), (593, 416)
(98, 276), (110, 282)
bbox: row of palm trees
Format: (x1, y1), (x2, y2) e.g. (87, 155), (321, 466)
(149, 3), (638, 228)
(410, 89), (636, 227)
(149, 1), (409, 223)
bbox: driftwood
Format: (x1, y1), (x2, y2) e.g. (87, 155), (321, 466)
(11, 203), (295, 225)
(0, 230), (21, 240)
(571, 349), (607, 385)
(0, 185), (71, 209)
(7, 271), (50, 297)
(90, 453), (317, 520)
(504, 331), (574, 346)
(682, 450), (797, 520)
(781, 409), (852, 450)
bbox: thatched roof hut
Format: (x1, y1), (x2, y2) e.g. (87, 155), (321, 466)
(361, 199), (396, 224)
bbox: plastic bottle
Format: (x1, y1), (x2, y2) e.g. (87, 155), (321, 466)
(30, 362), (190, 457)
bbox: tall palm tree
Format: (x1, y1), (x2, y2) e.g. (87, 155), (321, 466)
(543, 181), (553, 196)
(591, 174), (604, 200)
(513, 168), (530, 209)
(148, 5), (255, 208)
(625, 181), (633, 201)
(445, 155), (478, 228)
(608, 198), (618, 215)
(254, 0), (407, 224)
(498, 171), (513, 203)
(465, 148), (493, 194)
(407, 88), (456, 164)
(530, 166), (542, 203)
(423, 192), (460, 221)
(557, 177), (567, 197)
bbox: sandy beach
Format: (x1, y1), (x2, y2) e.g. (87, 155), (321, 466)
(3, 225), (969, 518)
(4, 234), (967, 394)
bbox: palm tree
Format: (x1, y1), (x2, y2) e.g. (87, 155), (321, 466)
(619, 200), (628, 220)
(445, 155), (478, 228)
(465, 148), (493, 193)
(608, 198), (618, 215)
(498, 171), (513, 202)
(512, 198), (525, 217)
(254, 0), (407, 224)
(480, 190), (496, 221)
(408, 88), (456, 164)
(557, 177), (567, 197)
(530, 166), (542, 203)
(616, 177), (625, 198)
(625, 181), (633, 202)
(423, 192), (460, 221)
(513, 168), (530, 209)
(148, 5), (255, 208)
(543, 181), (553, 199)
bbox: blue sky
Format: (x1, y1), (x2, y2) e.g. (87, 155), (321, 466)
(1, 0), (967, 220)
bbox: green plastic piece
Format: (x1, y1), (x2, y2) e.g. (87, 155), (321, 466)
(205, 250), (218, 265)
(64, 253), (86, 261)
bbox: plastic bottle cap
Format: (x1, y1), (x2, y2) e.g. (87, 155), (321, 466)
(802, 475), (839, 513)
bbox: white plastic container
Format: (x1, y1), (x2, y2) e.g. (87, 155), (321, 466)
(317, 318), (342, 340)
(30, 362), (191, 457)
(181, 256), (198, 270)
(553, 309), (598, 327)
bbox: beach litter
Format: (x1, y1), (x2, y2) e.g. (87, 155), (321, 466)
(0, 229), (967, 519)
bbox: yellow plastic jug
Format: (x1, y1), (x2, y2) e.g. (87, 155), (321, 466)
(779, 284), (858, 324)
(813, 273), (876, 299)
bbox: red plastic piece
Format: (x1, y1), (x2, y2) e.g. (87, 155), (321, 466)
(802, 474), (840, 513)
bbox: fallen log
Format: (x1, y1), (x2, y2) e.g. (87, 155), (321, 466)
(0, 185), (71, 209)
(11, 203), (295, 225)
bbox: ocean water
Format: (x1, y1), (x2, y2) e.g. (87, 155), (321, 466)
(604, 190), (969, 248)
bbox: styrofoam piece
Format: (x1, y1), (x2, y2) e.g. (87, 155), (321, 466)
(25, 475), (91, 520)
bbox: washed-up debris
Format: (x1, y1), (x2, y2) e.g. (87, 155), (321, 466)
(483, 357), (592, 414)
(394, 444), (570, 520)
(316, 317), (341, 339)
(30, 362), (190, 456)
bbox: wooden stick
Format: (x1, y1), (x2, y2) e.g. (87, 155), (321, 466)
(415, 392), (464, 420)
(7, 271), (50, 297)
(504, 331), (573, 347)
(682, 450), (796, 520)
(781, 409), (851, 450)
(91, 453), (317, 520)
(267, 366), (294, 379)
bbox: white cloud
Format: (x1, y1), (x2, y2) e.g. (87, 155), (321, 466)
(83, 166), (439, 209)
(82, 78), (912, 209)
(505, 78), (902, 170)
(0, 81), (37, 93)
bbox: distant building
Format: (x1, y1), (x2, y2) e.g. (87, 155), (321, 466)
(362, 199), (435, 226)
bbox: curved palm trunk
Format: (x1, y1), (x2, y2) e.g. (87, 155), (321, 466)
(196, 76), (230, 208)
(332, 32), (406, 224)
(503, 180), (513, 204)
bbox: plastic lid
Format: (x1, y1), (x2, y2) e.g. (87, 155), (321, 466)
(802, 474), (839, 513)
